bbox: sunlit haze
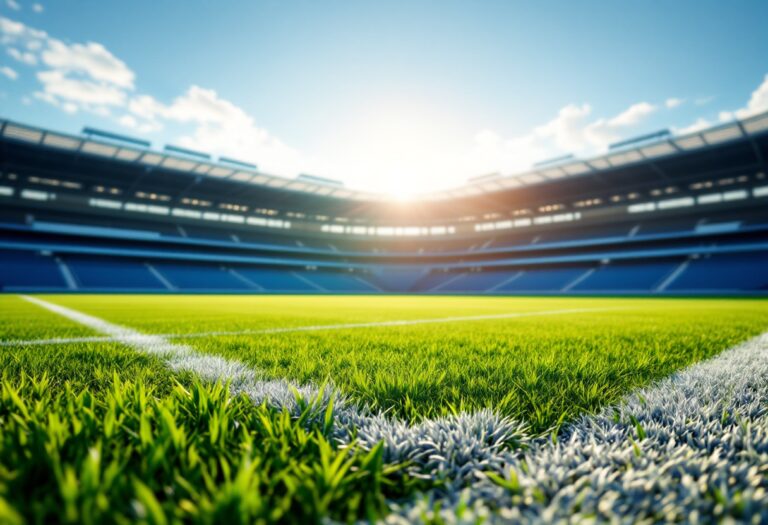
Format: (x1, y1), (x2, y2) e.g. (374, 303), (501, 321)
(1, 1), (768, 194)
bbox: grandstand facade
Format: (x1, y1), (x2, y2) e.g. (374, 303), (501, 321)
(1, 111), (767, 294)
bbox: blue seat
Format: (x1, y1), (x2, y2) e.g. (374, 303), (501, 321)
(67, 257), (166, 289)
(574, 261), (679, 291)
(153, 263), (249, 290)
(496, 267), (588, 292)
(0, 250), (67, 289)
(302, 271), (378, 292)
(235, 268), (315, 291)
(668, 253), (768, 291)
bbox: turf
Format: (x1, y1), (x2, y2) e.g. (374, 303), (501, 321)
(15, 295), (768, 432)
(0, 373), (417, 524)
(3, 294), (768, 523)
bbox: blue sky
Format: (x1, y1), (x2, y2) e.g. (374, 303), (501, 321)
(1, 0), (767, 195)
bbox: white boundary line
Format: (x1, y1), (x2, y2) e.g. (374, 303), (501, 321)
(1, 305), (618, 347)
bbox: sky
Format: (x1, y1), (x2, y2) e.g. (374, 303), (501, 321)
(1, 0), (768, 196)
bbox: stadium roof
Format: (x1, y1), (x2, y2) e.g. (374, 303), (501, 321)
(1, 109), (767, 204)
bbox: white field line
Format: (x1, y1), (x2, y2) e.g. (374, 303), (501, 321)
(389, 330), (768, 523)
(0, 305), (618, 348)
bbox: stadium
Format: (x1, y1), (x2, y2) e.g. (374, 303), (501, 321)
(2, 112), (768, 295)
(1, 2), (768, 524)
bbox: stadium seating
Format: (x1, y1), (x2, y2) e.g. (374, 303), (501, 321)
(434, 271), (516, 292)
(493, 267), (590, 292)
(232, 268), (316, 292)
(66, 257), (167, 290)
(151, 263), (250, 291)
(572, 260), (681, 292)
(667, 253), (768, 291)
(0, 250), (68, 290)
(301, 271), (380, 292)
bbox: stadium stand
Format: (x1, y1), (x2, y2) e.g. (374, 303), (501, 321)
(1, 111), (767, 295)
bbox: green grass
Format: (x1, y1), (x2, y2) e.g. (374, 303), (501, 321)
(2, 294), (768, 523)
(24, 295), (768, 432)
(0, 373), (418, 525)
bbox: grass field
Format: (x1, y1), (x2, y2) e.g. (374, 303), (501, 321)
(2, 294), (768, 523)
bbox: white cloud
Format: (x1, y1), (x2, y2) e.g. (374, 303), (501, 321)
(32, 3), (43, 13)
(7, 47), (36, 64)
(36, 69), (126, 106)
(128, 94), (166, 121)
(729, 74), (768, 120)
(607, 102), (656, 127)
(463, 100), (660, 179)
(117, 113), (161, 133)
(673, 118), (711, 135)
(0, 15), (303, 176)
(0, 65), (17, 79)
(42, 39), (134, 88)
(694, 95), (715, 106)
(119, 86), (306, 173)
(0, 17), (136, 115)
(665, 97), (684, 109)
(5, 0), (20, 11)
(165, 86), (304, 174)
